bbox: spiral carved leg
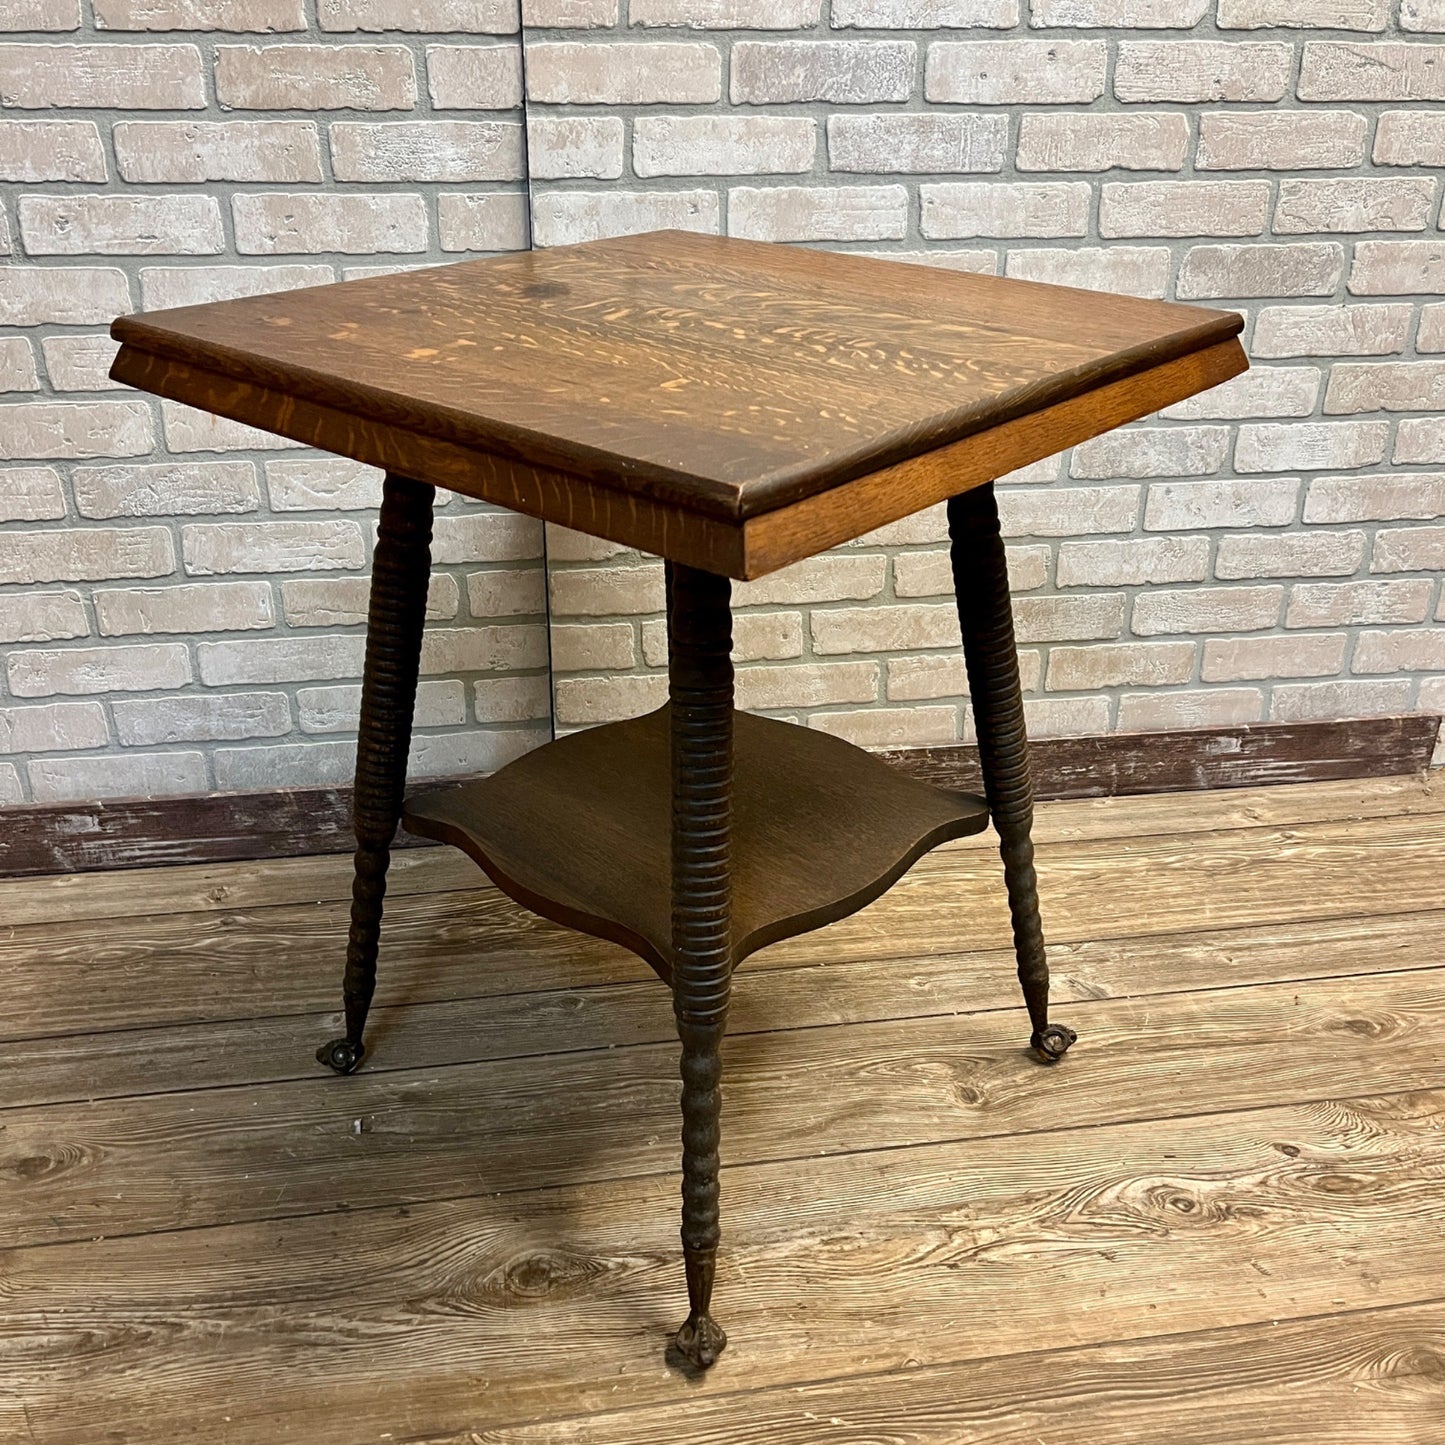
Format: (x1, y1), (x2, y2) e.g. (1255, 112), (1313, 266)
(318, 473), (434, 1076)
(666, 562), (734, 1368)
(948, 485), (1075, 1065)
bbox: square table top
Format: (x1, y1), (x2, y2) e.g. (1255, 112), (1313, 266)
(110, 230), (1247, 579)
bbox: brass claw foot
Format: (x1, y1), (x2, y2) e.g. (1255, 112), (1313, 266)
(317, 1037), (366, 1075)
(674, 1310), (728, 1369)
(1031, 1023), (1076, 1063)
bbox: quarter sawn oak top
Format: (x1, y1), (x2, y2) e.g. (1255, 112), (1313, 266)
(111, 230), (1245, 526)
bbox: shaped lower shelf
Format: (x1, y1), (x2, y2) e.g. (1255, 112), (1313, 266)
(403, 705), (990, 981)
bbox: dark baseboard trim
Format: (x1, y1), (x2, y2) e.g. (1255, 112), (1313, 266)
(0, 714), (1437, 880)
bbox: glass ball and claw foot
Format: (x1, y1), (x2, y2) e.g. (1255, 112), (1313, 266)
(109, 229), (1246, 1365)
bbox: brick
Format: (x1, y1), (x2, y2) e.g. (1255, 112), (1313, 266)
(528, 116), (623, 180)
(1217, 0), (1388, 26)
(1115, 42), (1291, 103)
(639, 116), (816, 177)
(1271, 678), (1412, 722)
(734, 554), (885, 607)
(0, 120), (104, 182)
(331, 122), (523, 183)
(161, 402), (302, 454)
(921, 182), (1089, 240)
(281, 573), (456, 626)
(8, 641), (191, 697)
(73, 460), (259, 519)
(1032, 0), (1206, 23)
(1349, 241), (1445, 296)
(1099, 180), (1267, 240)
(113, 692), (291, 747)
(1371, 525), (1445, 574)
(426, 45), (522, 110)
(809, 706), (959, 749)
(1304, 472), (1445, 523)
(519, 0), (615, 22)
(114, 121), (322, 185)
(732, 40), (914, 105)
(0, 400), (153, 461)
(233, 193), (428, 255)
(95, 580), (274, 637)
(1352, 628), (1445, 674)
(828, 113), (1004, 174)
(1202, 633), (1347, 683)
(197, 634), (366, 686)
(551, 622), (635, 672)
(1300, 42), (1445, 101)
(319, 0), (520, 30)
(1395, 421), (1445, 465)
(0, 0), (80, 27)
(0, 699), (106, 753)
(1277, 178), (1437, 236)
(1177, 243), (1344, 300)
(1045, 641), (1195, 691)
(734, 661), (878, 711)
(213, 740), (356, 791)
(474, 677), (550, 725)
(833, 0), (1016, 21)
(465, 568), (545, 618)
(430, 510), (541, 563)
(410, 728), (545, 779)
(0, 266), (130, 326)
(0, 766), (25, 805)
(999, 485), (1139, 536)
(631, 0), (818, 23)
(42, 335), (121, 392)
(0, 44), (204, 109)
(265, 457), (381, 511)
(19, 194), (223, 257)
(1287, 579), (1434, 628)
(876, 249), (999, 275)
(437, 192), (529, 252)
(96, 0), (304, 24)
(1217, 530), (1365, 580)
(1012, 592), (1124, 643)
(1144, 477), (1298, 530)
(216, 45), (415, 110)
(140, 264), (333, 311)
(1236, 421), (1388, 474)
(529, 42), (719, 104)
(642, 611), (804, 667)
(550, 562), (664, 617)
(731, 185), (906, 243)
(0, 466), (63, 521)
(1403, 0), (1445, 28)
(1025, 696), (1112, 737)
(886, 654), (967, 702)
(1056, 535), (1209, 587)
(555, 674), (667, 726)
(890, 549), (954, 597)
(1326, 360), (1445, 415)
(1118, 687), (1263, 732)
(0, 526), (173, 586)
(1374, 112), (1445, 166)
(1017, 112), (1186, 173)
(1071, 425), (1229, 480)
(183, 521), (365, 576)
(422, 623), (549, 675)
(926, 40), (1105, 105)
(29, 751), (208, 803)
(1163, 368), (1320, 422)
(0, 590), (88, 644)
(1421, 304), (1445, 352)
(1004, 246), (1171, 299)
(1132, 584), (1282, 637)
(531, 190), (719, 247)
(298, 679), (462, 732)
(811, 601), (958, 655)
(0, 339), (39, 395)
(1251, 304), (1412, 359)
(1197, 112), (1366, 172)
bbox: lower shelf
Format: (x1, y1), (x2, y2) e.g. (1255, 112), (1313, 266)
(403, 705), (990, 981)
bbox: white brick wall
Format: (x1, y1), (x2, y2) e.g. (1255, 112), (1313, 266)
(0, 7), (545, 803)
(525, 5), (1445, 763)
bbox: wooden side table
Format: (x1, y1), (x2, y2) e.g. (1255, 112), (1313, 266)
(110, 231), (1246, 1369)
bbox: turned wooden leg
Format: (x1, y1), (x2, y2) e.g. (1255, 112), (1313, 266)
(666, 561), (734, 1368)
(948, 484), (1076, 1064)
(317, 473), (435, 1075)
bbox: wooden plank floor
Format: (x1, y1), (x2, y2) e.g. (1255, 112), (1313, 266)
(1, 774), (1443, 1444)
